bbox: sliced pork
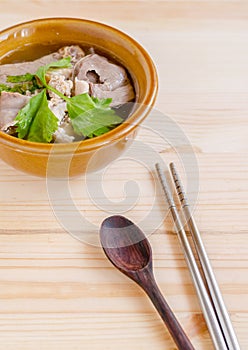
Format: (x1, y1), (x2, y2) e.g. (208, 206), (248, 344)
(57, 45), (85, 64)
(74, 54), (135, 106)
(0, 92), (30, 129)
(0, 46), (85, 85)
(0, 53), (60, 85)
(48, 101), (67, 123)
(74, 78), (89, 95)
(74, 54), (127, 90)
(90, 84), (135, 107)
(54, 121), (82, 143)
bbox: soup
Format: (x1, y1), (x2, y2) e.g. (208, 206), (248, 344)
(0, 45), (135, 143)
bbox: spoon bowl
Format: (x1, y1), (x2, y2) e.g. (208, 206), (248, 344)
(100, 215), (195, 350)
(100, 215), (150, 271)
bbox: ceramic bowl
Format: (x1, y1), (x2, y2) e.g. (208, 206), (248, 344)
(0, 18), (158, 177)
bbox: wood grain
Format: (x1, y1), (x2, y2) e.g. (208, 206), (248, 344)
(0, 1), (248, 349)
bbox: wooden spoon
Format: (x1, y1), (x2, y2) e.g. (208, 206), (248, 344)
(100, 215), (195, 350)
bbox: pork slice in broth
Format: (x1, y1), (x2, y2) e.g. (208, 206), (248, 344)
(0, 46), (85, 85)
(74, 54), (135, 106)
(90, 83), (135, 107)
(0, 53), (60, 85)
(0, 91), (30, 129)
(74, 54), (127, 90)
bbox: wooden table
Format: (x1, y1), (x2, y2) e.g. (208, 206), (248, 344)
(0, 1), (247, 349)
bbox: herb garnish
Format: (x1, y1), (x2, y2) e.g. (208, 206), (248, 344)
(35, 57), (72, 86)
(67, 94), (122, 137)
(7, 73), (35, 83)
(15, 90), (58, 143)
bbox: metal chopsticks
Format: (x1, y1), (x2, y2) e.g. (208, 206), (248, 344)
(155, 162), (240, 350)
(168, 162), (240, 350)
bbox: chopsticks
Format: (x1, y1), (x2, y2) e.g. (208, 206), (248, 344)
(155, 162), (240, 350)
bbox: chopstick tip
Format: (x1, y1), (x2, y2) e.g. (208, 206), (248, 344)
(169, 162), (176, 171)
(155, 162), (163, 174)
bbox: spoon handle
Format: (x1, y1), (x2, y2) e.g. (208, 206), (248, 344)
(140, 270), (195, 350)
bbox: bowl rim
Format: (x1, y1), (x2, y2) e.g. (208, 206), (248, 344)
(0, 17), (158, 153)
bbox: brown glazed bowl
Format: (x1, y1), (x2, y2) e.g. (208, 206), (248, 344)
(0, 18), (158, 177)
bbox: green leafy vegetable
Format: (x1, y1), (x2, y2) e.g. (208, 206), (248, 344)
(15, 90), (58, 143)
(27, 93), (59, 143)
(15, 91), (44, 139)
(1, 73), (40, 95)
(66, 93), (123, 137)
(35, 57), (72, 86)
(44, 77), (123, 138)
(0, 81), (38, 95)
(0, 83), (16, 93)
(7, 73), (34, 83)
